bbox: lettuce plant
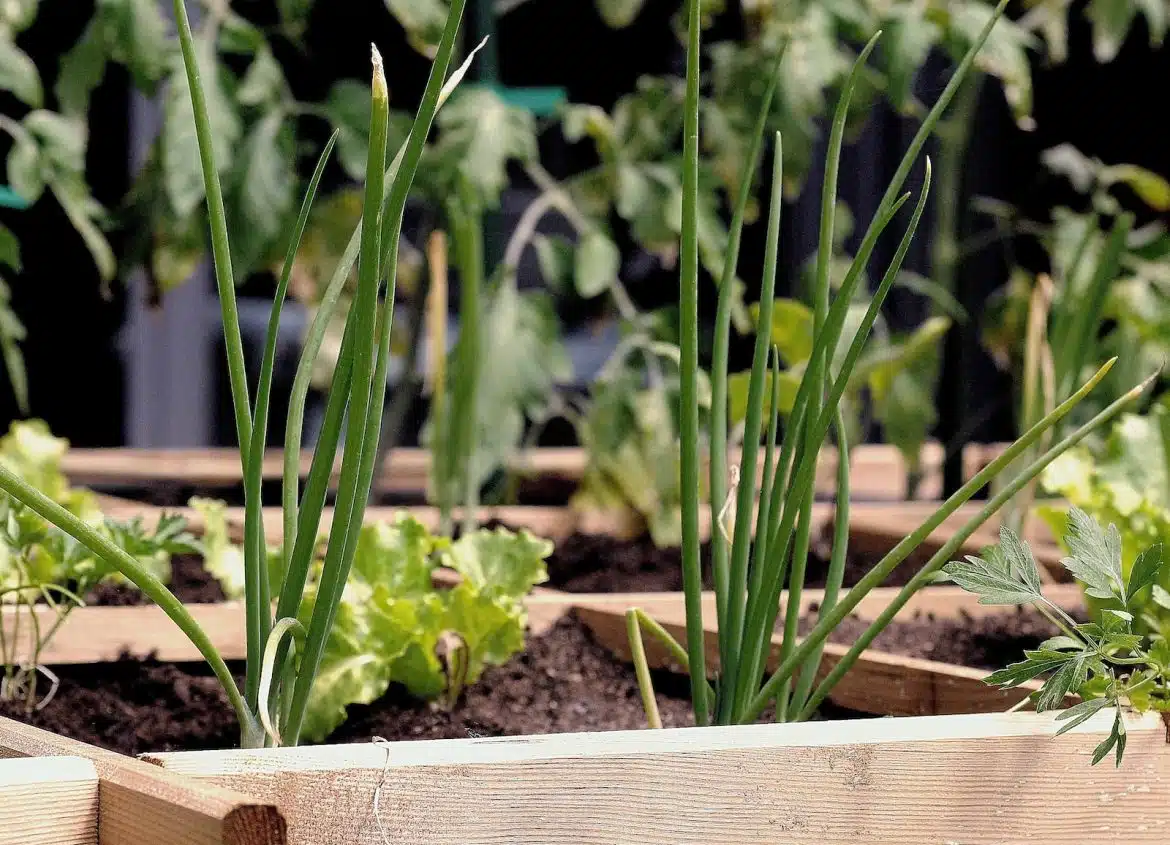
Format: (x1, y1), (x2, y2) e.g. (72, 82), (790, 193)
(622, 0), (1154, 731)
(194, 506), (550, 741)
(943, 510), (1169, 766)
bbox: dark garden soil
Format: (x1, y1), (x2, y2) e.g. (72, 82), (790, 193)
(807, 605), (1063, 672)
(542, 529), (919, 593)
(2, 606), (1054, 757)
(82, 523), (916, 603)
(85, 554), (227, 606)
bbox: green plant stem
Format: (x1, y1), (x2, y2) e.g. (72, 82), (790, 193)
(708, 45), (787, 674)
(737, 165), (930, 697)
(171, 0), (251, 460)
(626, 610), (663, 729)
(450, 184), (484, 539)
(283, 0), (469, 746)
(1035, 600), (1085, 644)
(716, 133), (783, 723)
(791, 408), (850, 714)
(366, 260), (432, 509)
(283, 49), (390, 745)
(678, 0), (708, 726)
(171, 0), (263, 708)
(926, 72), (981, 499)
(1056, 212), (1132, 401)
(794, 378), (1149, 721)
(744, 359), (1138, 722)
(242, 132), (338, 684)
(0, 465), (254, 739)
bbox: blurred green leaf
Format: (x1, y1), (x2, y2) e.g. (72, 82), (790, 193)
(433, 88), (537, 206)
(0, 223), (20, 272)
(533, 233), (574, 295)
(595, 0), (648, 28)
(0, 36), (42, 107)
(574, 230), (620, 298)
(385, 0), (451, 55)
(882, 6), (940, 111)
(325, 79), (373, 181)
(230, 111), (295, 277)
(162, 37), (241, 217)
(238, 47), (288, 108)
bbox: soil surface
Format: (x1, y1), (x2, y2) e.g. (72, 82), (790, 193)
(807, 605), (1061, 671)
(85, 554), (226, 606)
(2, 606), (1051, 756)
(543, 530), (920, 593)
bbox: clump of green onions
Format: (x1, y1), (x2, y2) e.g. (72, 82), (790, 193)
(0, 0), (475, 748)
(628, 0), (1156, 728)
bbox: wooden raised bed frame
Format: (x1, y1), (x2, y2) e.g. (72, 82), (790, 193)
(63, 441), (1007, 501)
(4, 442), (1130, 845)
(8, 584), (1167, 845)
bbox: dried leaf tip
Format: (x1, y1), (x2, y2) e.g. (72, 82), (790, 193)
(370, 45), (387, 97)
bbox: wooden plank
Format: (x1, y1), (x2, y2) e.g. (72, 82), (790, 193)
(88, 498), (836, 546)
(0, 756), (97, 845)
(147, 711), (1170, 845)
(0, 719), (284, 845)
(847, 501), (1065, 577)
(9, 584), (1086, 667)
(63, 442), (984, 501)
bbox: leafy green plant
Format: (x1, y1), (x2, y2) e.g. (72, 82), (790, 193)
(622, 0), (1153, 732)
(0, 497), (198, 714)
(570, 328), (704, 546)
(422, 174), (570, 536)
(293, 515), (549, 740)
(192, 502), (551, 741)
(0, 0), (490, 749)
(0, 420), (198, 714)
(582, 0), (1164, 498)
(942, 510), (1169, 766)
(979, 145), (1170, 532)
(1037, 405), (1170, 632)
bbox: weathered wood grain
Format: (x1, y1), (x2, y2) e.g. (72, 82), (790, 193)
(147, 711), (1170, 845)
(0, 719), (284, 845)
(0, 756), (97, 845)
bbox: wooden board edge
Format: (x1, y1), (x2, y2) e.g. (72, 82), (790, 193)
(0, 718), (285, 845)
(64, 442), (998, 501)
(143, 711), (1170, 845)
(0, 755), (98, 845)
(573, 602), (1046, 718)
(10, 585), (1086, 667)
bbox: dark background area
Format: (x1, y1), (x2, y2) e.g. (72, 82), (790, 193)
(0, 0), (1166, 462)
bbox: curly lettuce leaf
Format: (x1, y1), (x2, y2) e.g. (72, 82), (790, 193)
(300, 517), (550, 740)
(442, 525), (552, 597)
(189, 497), (247, 600)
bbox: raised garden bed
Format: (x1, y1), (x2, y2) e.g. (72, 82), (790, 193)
(6, 444), (1131, 845)
(63, 442), (1005, 504)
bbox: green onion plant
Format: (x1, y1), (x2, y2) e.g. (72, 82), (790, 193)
(0, 0), (474, 748)
(627, 0), (1156, 729)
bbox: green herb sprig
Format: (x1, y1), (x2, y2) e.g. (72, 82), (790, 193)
(943, 508), (1170, 766)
